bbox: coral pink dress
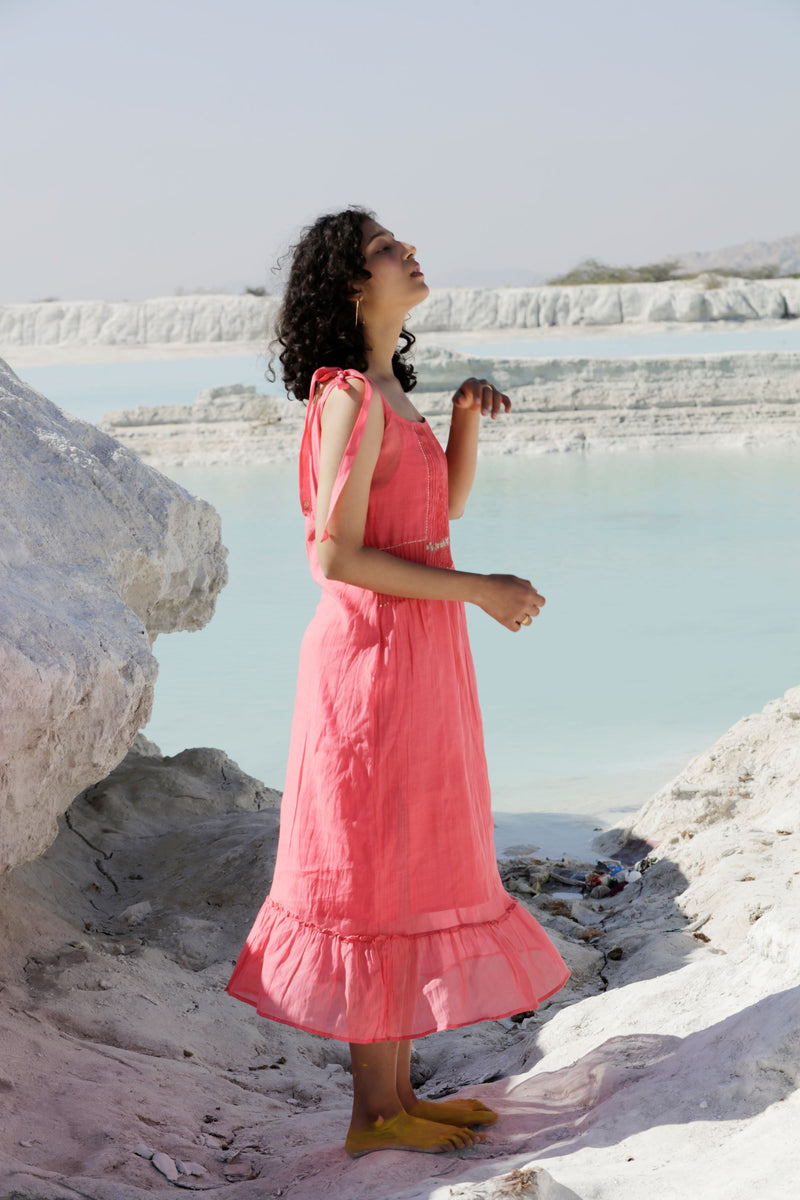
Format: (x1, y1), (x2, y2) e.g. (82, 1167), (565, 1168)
(226, 366), (569, 1042)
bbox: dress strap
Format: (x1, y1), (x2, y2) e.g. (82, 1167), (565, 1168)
(298, 367), (375, 543)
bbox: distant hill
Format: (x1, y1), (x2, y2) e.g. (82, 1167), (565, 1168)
(673, 231), (800, 277)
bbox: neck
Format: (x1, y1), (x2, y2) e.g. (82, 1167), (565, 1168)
(362, 311), (406, 381)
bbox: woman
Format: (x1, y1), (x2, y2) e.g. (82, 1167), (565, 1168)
(226, 207), (570, 1156)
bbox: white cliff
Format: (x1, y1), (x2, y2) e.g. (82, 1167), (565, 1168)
(96, 347), (800, 466)
(0, 358), (228, 873)
(414, 275), (800, 330)
(0, 293), (280, 349)
(2, 277), (800, 352)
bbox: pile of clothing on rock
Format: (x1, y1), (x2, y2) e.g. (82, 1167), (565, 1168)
(549, 859), (642, 899)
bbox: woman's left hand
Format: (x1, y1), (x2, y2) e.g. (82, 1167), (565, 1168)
(452, 377), (511, 420)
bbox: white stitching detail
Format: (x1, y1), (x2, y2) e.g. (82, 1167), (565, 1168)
(381, 537), (424, 550)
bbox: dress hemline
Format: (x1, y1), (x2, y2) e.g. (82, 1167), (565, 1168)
(224, 893), (571, 1043)
(224, 970), (571, 1044)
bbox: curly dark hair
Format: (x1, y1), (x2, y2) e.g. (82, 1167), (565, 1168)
(271, 206), (417, 401)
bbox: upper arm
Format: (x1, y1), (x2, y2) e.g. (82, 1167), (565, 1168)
(315, 378), (384, 571)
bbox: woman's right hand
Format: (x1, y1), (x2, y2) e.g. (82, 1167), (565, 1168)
(475, 573), (546, 632)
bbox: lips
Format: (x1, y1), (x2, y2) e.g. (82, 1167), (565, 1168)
(410, 265), (424, 277)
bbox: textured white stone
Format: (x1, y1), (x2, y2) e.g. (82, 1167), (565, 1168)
(0, 294), (279, 348)
(188, 1161), (208, 1176)
(0, 357), (228, 873)
(96, 346), (800, 466)
(781, 278), (800, 316)
(599, 684), (800, 958)
(413, 278), (795, 330)
(104, 383), (291, 428)
(1, 280), (799, 351)
(151, 1151), (180, 1182)
(120, 901), (153, 927)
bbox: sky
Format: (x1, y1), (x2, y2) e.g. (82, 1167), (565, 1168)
(1, 0), (799, 303)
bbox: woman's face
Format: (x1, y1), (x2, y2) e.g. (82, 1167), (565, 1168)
(357, 217), (430, 315)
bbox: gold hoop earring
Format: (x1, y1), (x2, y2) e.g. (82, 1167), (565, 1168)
(355, 297), (362, 327)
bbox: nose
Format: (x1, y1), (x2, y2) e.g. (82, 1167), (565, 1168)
(401, 241), (417, 259)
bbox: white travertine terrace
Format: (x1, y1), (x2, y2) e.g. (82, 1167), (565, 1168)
(97, 347), (800, 465)
(2, 276), (800, 349)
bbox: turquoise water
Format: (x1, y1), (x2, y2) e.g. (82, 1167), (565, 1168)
(15, 319), (800, 432)
(144, 450), (800, 857)
(12, 342), (800, 857)
(17, 354), (277, 426)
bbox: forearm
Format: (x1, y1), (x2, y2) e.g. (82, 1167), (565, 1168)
(322, 542), (544, 632)
(445, 406), (481, 518)
(322, 541), (487, 606)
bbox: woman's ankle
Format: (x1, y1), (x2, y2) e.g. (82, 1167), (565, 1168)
(397, 1086), (418, 1111)
(349, 1099), (404, 1130)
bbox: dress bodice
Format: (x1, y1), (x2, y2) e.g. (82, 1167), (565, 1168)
(299, 367), (453, 591)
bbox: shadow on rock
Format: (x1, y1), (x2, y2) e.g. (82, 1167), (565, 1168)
(480, 987), (800, 1162)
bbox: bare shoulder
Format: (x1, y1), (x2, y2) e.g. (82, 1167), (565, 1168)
(319, 374), (380, 439)
(315, 369), (384, 506)
(315, 372), (366, 403)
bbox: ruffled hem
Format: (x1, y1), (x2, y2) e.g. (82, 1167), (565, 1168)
(225, 895), (571, 1043)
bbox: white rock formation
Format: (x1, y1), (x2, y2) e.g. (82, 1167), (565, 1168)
(2, 278), (800, 351)
(97, 346), (800, 465)
(0, 293), (280, 348)
(0, 686), (798, 1198)
(0, 358), (228, 873)
(414, 345), (800, 407)
(414, 276), (800, 330)
(105, 382), (291, 427)
(597, 684), (800, 956)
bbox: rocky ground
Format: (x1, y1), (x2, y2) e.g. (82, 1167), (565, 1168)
(1, 683), (798, 1199)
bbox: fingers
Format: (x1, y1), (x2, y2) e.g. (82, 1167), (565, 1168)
(479, 573), (546, 632)
(479, 379), (510, 419)
(516, 585), (546, 627)
(514, 608), (540, 629)
(512, 583), (546, 632)
(453, 378), (511, 418)
(452, 378), (484, 409)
